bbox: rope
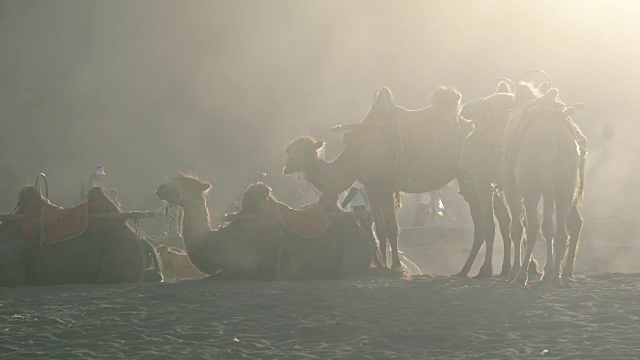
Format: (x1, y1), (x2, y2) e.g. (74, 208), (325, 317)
(134, 218), (146, 283)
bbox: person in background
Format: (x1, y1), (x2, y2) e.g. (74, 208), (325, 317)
(341, 179), (369, 213)
(341, 179), (381, 267)
(80, 165), (107, 201)
(414, 190), (445, 227)
(341, 179), (373, 233)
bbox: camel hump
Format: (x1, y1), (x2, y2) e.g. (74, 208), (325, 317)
(540, 88), (560, 104)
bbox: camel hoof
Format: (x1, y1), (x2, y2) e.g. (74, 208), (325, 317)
(510, 270), (527, 286)
(562, 272), (575, 280)
(497, 268), (511, 277)
(472, 268), (493, 279)
(507, 267), (520, 282)
(472, 273), (492, 280)
(453, 271), (469, 278)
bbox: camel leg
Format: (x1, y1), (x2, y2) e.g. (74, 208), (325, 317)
(562, 204), (582, 279)
(369, 194), (388, 268)
(505, 190), (523, 282)
(379, 192), (401, 269)
(512, 193), (541, 286)
(552, 199), (571, 283)
(455, 193), (486, 277)
(541, 194), (555, 282)
(474, 186), (496, 279)
(493, 192), (512, 277)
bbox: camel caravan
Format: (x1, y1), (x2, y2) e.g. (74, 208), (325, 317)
(0, 70), (587, 287)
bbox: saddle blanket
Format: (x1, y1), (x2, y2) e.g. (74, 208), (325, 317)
(257, 201), (331, 239)
(40, 202), (89, 244)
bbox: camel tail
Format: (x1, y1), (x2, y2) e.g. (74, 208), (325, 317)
(393, 191), (402, 212)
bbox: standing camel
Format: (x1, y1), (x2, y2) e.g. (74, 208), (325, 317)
(0, 186), (161, 286)
(460, 80), (586, 283)
(502, 85), (586, 285)
(284, 86), (469, 269)
(455, 80), (530, 278)
(455, 82), (513, 277)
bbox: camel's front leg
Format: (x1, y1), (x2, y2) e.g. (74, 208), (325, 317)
(456, 184), (493, 278)
(563, 204), (582, 279)
(493, 192), (512, 277)
(368, 194), (388, 268)
(379, 192), (401, 269)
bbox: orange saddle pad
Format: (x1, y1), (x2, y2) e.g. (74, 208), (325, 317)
(274, 202), (330, 239)
(40, 202), (89, 244)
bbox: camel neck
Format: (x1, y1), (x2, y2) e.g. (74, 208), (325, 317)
(179, 197), (212, 253)
(303, 148), (358, 194)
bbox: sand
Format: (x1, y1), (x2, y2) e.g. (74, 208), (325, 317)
(2, 224), (640, 359)
(1, 273), (639, 359)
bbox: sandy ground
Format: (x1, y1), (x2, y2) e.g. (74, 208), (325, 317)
(2, 274), (640, 359)
(1, 223), (640, 359)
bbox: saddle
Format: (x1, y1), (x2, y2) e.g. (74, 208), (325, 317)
(258, 201), (330, 239)
(39, 202), (89, 244)
(19, 201), (107, 244)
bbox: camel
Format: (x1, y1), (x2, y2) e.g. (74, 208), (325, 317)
(155, 244), (204, 281)
(0, 186), (162, 286)
(501, 85), (586, 285)
(155, 174), (375, 280)
(460, 80), (586, 284)
(455, 80), (528, 278)
(284, 86), (471, 269)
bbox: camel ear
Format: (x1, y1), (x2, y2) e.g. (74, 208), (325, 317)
(201, 182), (211, 192)
(496, 81), (511, 94)
(313, 141), (324, 150)
(539, 82), (550, 94)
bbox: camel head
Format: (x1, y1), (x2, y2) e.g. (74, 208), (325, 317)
(156, 173), (211, 206)
(461, 92), (515, 124)
(11, 186), (46, 216)
(430, 86), (462, 112)
(238, 182), (274, 214)
(283, 137), (324, 175)
(361, 87), (399, 123)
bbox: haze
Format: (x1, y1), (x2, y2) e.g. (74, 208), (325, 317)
(1, 0), (639, 226)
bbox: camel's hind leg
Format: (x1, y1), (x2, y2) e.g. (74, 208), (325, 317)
(541, 193), (555, 282)
(562, 204), (582, 279)
(512, 193), (542, 286)
(493, 192), (512, 277)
